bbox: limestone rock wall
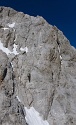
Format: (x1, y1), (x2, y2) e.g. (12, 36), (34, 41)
(0, 7), (76, 125)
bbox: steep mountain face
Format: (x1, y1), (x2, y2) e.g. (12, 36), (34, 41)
(0, 7), (76, 125)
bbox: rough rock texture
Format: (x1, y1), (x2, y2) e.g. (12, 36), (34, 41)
(0, 6), (76, 125)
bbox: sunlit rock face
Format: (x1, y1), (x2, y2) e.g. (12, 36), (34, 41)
(0, 6), (76, 125)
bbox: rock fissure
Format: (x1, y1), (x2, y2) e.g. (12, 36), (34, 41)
(45, 88), (55, 120)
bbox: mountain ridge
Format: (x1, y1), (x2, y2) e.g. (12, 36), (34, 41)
(0, 6), (76, 125)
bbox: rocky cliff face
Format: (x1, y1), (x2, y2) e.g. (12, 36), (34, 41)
(0, 7), (76, 125)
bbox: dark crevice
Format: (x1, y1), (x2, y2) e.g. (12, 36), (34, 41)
(12, 83), (15, 97)
(8, 10), (10, 17)
(9, 100), (11, 107)
(8, 62), (12, 68)
(50, 89), (55, 107)
(56, 31), (60, 46)
(29, 100), (33, 107)
(11, 63), (15, 96)
(17, 104), (25, 118)
(0, 25), (3, 28)
(20, 108), (25, 118)
(11, 71), (15, 96)
(0, 7), (3, 13)
(5, 89), (10, 97)
(27, 73), (31, 82)
(53, 26), (60, 46)
(4, 62), (15, 97)
(17, 105), (20, 114)
(2, 68), (7, 81)
(6, 33), (12, 44)
(52, 72), (53, 81)
(54, 27), (62, 86)
(26, 123), (28, 125)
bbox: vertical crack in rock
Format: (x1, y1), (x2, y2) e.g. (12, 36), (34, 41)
(53, 26), (62, 84)
(4, 62), (15, 97)
(45, 87), (55, 120)
(11, 63), (15, 96)
(27, 73), (31, 83)
(1, 68), (7, 82)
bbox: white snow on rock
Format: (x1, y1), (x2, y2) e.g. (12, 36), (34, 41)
(58, 46), (60, 53)
(24, 107), (49, 125)
(16, 96), (21, 102)
(0, 40), (19, 55)
(20, 46), (28, 53)
(0, 40), (12, 55)
(0, 39), (28, 56)
(11, 62), (14, 68)
(60, 55), (62, 60)
(13, 43), (19, 55)
(19, 76), (20, 80)
(7, 22), (15, 28)
(1, 27), (9, 30)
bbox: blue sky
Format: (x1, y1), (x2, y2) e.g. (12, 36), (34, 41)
(0, 0), (76, 48)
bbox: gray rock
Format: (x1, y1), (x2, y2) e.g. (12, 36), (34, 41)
(0, 6), (76, 125)
(0, 50), (8, 86)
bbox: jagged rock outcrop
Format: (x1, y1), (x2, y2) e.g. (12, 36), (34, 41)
(0, 6), (76, 125)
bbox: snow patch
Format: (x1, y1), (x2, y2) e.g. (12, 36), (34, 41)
(60, 55), (62, 60)
(16, 96), (21, 102)
(13, 44), (19, 55)
(19, 76), (20, 80)
(20, 46), (28, 53)
(24, 107), (49, 125)
(1, 27), (9, 30)
(0, 40), (12, 55)
(58, 46), (60, 53)
(58, 45), (63, 63)
(0, 40), (19, 55)
(11, 62), (14, 68)
(7, 22), (15, 28)
(0, 39), (28, 56)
